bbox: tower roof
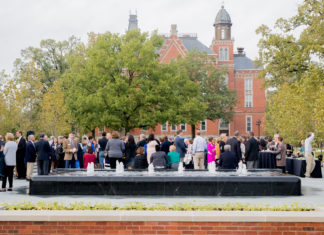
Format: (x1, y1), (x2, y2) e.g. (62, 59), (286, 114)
(128, 13), (138, 30)
(214, 5), (232, 26)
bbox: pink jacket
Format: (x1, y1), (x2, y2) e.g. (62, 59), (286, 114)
(207, 143), (216, 163)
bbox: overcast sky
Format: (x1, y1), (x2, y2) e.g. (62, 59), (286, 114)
(0, 0), (302, 74)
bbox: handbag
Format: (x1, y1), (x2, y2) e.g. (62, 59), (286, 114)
(276, 154), (282, 160)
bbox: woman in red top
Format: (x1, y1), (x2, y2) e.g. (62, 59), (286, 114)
(83, 146), (96, 169)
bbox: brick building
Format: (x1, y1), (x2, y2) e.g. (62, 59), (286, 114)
(96, 6), (266, 138)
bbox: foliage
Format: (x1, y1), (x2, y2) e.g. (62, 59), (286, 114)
(38, 81), (72, 136)
(14, 37), (80, 91)
(1, 201), (314, 211)
(62, 30), (205, 133)
(177, 49), (237, 122)
(256, 0), (324, 144)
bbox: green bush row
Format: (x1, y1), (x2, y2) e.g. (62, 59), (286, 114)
(0, 201), (314, 211)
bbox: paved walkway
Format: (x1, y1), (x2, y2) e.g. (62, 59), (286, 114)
(1, 168), (323, 207)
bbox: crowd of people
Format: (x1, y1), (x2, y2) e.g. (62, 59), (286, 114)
(0, 129), (316, 192)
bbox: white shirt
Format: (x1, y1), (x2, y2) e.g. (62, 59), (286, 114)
(192, 136), (206, 154)
(305, 133), (314, 153)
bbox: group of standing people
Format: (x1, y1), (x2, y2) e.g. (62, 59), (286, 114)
(0, 128), (317, 192)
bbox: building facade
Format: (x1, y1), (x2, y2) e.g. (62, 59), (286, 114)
(96, 6), (266, 138)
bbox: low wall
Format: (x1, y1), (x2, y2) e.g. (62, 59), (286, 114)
(0, 210), (323, 234)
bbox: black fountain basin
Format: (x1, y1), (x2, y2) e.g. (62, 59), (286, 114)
(29, 169), (301, 196)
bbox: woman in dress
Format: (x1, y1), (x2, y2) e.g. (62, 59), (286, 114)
(146, 134), (159, 164)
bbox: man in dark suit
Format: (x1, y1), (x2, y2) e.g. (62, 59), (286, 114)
(174, 130), (187, 160)
(219, 145), (238, 169)
(35, 133), (52, 175)
(16, 130), (26, 179)
(245, 132), (260, 169)
(25, 135), (37, 180)
(226, 130), (242, 163)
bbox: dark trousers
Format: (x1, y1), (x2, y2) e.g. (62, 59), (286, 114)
(16, 155), (26, 178)
(109, 158), (120, 169)
(278, 166), (286, 174)
(37, 160), (49, 175)
(2, 166), (14, 188)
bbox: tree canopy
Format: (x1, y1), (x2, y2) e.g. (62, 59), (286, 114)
(175, 49), (237, 137)
(62, 30), (205, 133)
(257, 0), (324, 145)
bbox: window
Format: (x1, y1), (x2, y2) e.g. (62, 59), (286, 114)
(200, 120), (207, 131)
(219, 47), (229, 61)
(180, 123), (186, 131)
(219, 48), (223, 61)
(244, 78), (253, 107)
(219, 119), (229, 130)
(171, 124), (177, 131)
(246, 116), (252, 133)
(221, 27), (225, 39)
(161, 122), (168, 132)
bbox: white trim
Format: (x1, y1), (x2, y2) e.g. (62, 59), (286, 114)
(244, 77), (253, 107)
(180, 123), (186, 132)
(200, 120), (207, 132)
(161, 121), (168, 132)
(246, 115), (252, 133)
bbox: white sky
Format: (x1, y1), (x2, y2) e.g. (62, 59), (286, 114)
(0, 0), (302, 75)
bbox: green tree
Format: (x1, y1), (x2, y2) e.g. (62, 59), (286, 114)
(257, 0), (324, 144)
(176, 49), (237, 138)
(38, 81), (72, 136)
(62, 30), (204, 133)
(14, 36), (80, 91)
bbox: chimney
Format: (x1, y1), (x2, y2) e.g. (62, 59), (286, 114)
(170, 24), (178, 35)
(237, 47), (245, 55)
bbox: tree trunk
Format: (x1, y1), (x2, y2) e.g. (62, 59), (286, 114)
(92, 129), (95, 137)
(191, 124), (196, 139)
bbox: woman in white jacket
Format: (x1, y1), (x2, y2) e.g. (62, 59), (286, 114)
(1, 133), (17, 192)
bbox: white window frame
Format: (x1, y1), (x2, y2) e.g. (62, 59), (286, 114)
(219, 47), (228, 61)
(219, 119), (229, 130)
(180, 123), (186, 131)
(244, 78), (253, 107)
(161, 121), (168, 132)
(171, 124), (177, 132)
(246, 116), (252, 133)
(200, 120), (207, 132)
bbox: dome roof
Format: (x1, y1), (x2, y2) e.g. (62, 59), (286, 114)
(214, 6), (232, 26)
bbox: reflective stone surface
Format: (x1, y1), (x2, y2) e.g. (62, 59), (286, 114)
(30, 169), (301, 196)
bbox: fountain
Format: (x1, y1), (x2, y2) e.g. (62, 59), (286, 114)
(177, 162), (184, 174)
(236, 161), (248, 176)
(86, 162), (95, 175)
(148, 163), (154, 174)
(208, 161), (216, 174)
(30, 164), (301, 196)
(115, 161), (124, 174)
